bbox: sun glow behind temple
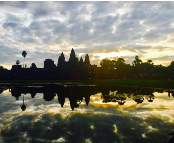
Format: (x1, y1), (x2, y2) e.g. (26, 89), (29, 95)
(93, 51), (136, 61)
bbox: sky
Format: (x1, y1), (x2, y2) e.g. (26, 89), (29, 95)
(0, 1), (174, 69)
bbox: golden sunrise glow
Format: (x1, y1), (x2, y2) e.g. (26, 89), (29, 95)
(48, 44), (59, 50)
(93, 51), (136, 60)
(78, 53), (86, 57)
(91, 56), (95, 61)
(141, 48), (174, 65)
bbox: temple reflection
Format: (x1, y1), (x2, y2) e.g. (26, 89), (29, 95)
(0, 85), (174, 111)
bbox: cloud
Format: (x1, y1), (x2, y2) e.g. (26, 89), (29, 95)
(3, 22), (18, 28)
(150, 56), (174, 62)
(0, 1), (28, 8)
(0, 1), (174, 69)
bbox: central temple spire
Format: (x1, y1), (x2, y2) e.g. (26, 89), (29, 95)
(69, 48), (76, 62)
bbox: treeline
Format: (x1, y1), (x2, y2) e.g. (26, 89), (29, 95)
(99, 56), (174, 79)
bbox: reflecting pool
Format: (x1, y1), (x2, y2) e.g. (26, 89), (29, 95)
(0, 84), (174, 143)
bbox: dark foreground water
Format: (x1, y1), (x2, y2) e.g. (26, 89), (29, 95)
(0, 84), (174, 143)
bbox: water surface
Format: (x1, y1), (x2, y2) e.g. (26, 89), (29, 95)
(0, 85), (174, 143)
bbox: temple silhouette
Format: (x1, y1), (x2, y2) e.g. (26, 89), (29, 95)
(0, 48), (174, 80)
(7, 48), (98, 80)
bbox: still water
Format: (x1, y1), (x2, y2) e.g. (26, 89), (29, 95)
(0, 84), (174, 143)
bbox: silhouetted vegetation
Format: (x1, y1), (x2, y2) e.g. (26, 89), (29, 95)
(99, 56), (174, 80)
(22, 51), (27, 68)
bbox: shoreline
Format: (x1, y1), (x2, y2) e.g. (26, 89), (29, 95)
(0, 79), (173, 90)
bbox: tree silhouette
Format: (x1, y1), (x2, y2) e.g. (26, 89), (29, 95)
(30, 63), (37, 69)
(132, 56), (142, 67)
(115, 58), (125, 78)
(140, 60), (154, 76)
(147, 60), (153, 65)
(100, 58), (115, 78)
(21, 95), (26, 111)
(0, 66), (4, 70)
(100, 58), (112, 70)
(132, 56), (142, 76)
(22, 51), (27, 68)
(16, 60), (20, 65)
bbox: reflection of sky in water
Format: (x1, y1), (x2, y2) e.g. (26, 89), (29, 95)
(0, 86), (174, 143)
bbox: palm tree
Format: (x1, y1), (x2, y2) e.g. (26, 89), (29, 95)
(16, 60), (20, 65)
(132, 56), (142, 67)
(22, 51), (27, 68)
(147, 60), (152, 64)
(21, 95), (26, 111)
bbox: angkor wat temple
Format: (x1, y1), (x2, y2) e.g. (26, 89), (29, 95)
(0, 48), (99, 80)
